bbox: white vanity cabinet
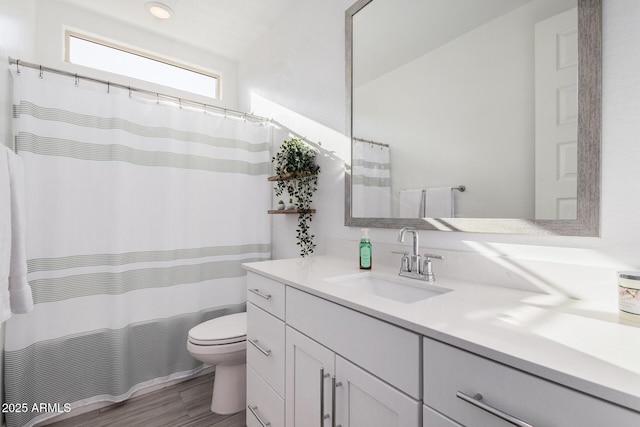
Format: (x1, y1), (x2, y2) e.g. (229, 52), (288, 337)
(245, 259), (640, 427)
(246, 273), (286, 427)
(423, 337), (640, 427)
(286, 287), (421, 427)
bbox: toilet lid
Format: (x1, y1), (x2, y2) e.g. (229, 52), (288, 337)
(188, 312), (246, 345)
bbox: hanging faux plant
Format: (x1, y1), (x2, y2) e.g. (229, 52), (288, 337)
(272, 136), (320, 257)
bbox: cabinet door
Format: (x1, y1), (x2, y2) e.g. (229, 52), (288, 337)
(335, 356), (420, 427)
(286, 326), (335, 427)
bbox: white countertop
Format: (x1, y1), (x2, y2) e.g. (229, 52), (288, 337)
(243, 256), (640, 413)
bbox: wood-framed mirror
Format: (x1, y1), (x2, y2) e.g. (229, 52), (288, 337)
(345, 0), (601, 235)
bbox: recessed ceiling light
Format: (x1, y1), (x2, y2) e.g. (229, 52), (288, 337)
(145, 2), (174, 20)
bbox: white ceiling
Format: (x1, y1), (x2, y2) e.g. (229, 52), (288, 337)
(56, 0), (296, 61)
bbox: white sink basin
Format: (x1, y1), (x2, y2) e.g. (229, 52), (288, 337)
(325, 272), (449, 303)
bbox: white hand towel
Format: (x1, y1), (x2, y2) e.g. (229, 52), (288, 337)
(3, 147), (34, 320)
(399, 189), (425, 218)
(424, 186), (453, 218)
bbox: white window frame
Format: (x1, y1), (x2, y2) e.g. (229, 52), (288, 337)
(64, 30), (221, 100)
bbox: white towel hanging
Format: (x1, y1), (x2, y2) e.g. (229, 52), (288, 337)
(424, 186), (453, 218)
(0, 146), (34, 322)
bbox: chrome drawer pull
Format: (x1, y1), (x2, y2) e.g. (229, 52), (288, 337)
(456, 391), (534, 427)
(248, 404), (271, 427)
(248, 339), (272, 356)
(248, 288), (272, 300)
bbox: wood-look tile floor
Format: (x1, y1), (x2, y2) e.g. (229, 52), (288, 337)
(45, 373), (246, 427)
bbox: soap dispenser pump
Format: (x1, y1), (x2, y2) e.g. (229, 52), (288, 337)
(359, 228), (372, 270)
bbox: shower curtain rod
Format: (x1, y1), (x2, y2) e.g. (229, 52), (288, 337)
(8, 57), (269, 123)
(352, 136), (389, 148)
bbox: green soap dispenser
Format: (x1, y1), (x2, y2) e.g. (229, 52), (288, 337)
(359, 228), (372, 270)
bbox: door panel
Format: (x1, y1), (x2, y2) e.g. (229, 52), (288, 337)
(286, 326), (335, 427)
(335, 356), (420, 427)
(535, 7), (578, 219)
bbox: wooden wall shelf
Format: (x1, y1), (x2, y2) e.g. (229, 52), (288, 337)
(268, 174), (317, 215)
(268, 209), (317, 215)
(267, 172), (317, 182)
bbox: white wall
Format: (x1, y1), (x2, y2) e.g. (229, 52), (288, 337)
(239, 0), (640, 305)
(239, 0), (354, 260)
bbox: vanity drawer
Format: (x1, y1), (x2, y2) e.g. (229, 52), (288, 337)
(247, 302), (285, 397)
(247, 272), (285, 320)
(423, 337), (640, 427)
(286, 287), (420, 399)
(247, 365), (284, 427)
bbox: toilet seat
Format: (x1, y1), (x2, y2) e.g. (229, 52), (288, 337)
(188, 312), (246, 346)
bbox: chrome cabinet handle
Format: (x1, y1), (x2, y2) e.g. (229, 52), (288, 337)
(248, 404), (271, 427)
(456, 391), (534, 427)
(332, 377), (343, 427)
(248, 339), (272, 356)
(248, 288), (272, 300)
(320, 368), (330, 425)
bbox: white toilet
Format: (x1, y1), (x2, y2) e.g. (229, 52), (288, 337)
(186, 312), (247, 415)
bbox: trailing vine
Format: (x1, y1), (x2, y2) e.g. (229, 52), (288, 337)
(272, 137), (320, 257)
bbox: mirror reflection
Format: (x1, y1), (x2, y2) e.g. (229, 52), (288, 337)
(351, 0), (578, 220)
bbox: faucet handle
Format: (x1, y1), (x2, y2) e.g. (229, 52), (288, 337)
(392, 251), (410, 272)
(421, 253), (442, 282)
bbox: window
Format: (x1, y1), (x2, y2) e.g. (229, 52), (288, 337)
(65, 31), (219, 99)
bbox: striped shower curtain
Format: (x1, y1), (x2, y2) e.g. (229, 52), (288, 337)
(351, 139), (391, 217)
(4, 68), (271, 427)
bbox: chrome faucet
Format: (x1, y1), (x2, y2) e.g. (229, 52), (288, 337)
(395, 227), (443, 281)
(398, 227), (421, 273)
